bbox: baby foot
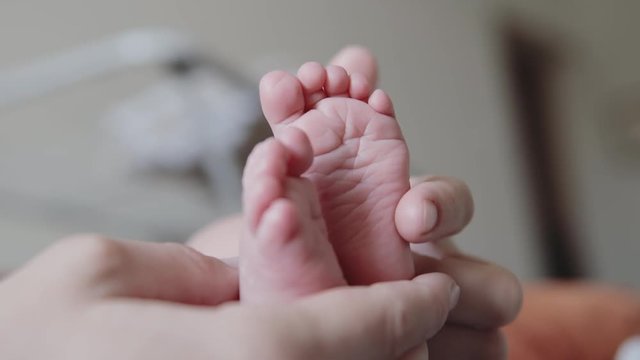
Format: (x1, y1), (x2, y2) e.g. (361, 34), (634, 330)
(239, 128), (346, 303)
(260, 63), (414, 285)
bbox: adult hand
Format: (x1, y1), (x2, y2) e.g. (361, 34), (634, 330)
(396, 175), (522, 359)
(190, 46), (523, 359)
(0, 234), (459, 360)
(334, 46), (523, 359)
(190, 174), (522, 359)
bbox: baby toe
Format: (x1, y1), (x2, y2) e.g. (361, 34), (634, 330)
(324, 65), (350, 96)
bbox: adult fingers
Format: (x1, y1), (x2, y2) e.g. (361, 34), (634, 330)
(189, 179), (471, 258)
(428, 326), (507, 360)
(412, 249), (522, 329)
(28, 235), (239, 305)
(396, 176), (474, 243)
(294, 273), (459, 360)
(72, 273), (456, 360)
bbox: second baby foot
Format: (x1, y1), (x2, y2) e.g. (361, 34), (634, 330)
(240, 128), (346, 303)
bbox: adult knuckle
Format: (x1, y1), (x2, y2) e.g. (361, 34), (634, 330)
(378, 282), (426, 355)
(389, 300), (413, 339)
(57, 234), (127, 280)
(77, 236), (124, 265)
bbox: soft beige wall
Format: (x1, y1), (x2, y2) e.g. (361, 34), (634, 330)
(499, 0), (640, 287)
(552, 2), (640, 287)
(0, 1), (539, 279)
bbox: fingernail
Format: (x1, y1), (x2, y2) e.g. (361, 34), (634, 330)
(420, 201), (438, 235)
(449, 283), (461, 310)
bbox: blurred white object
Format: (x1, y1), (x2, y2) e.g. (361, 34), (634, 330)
(106, 66), (260, 209)
(0, 29), (199, 107)
(0, 28), (260, 210)
(617, 336), (640, 360)
(108, 80), (204, 171)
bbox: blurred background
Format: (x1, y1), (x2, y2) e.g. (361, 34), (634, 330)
(0, 0), (638, 287)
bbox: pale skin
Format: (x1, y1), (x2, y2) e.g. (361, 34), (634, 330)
(0, 47), (522, 360)
(0, 235), (459, 360)
(249, 62), (414, 288)
(190, 46), (523, 359)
